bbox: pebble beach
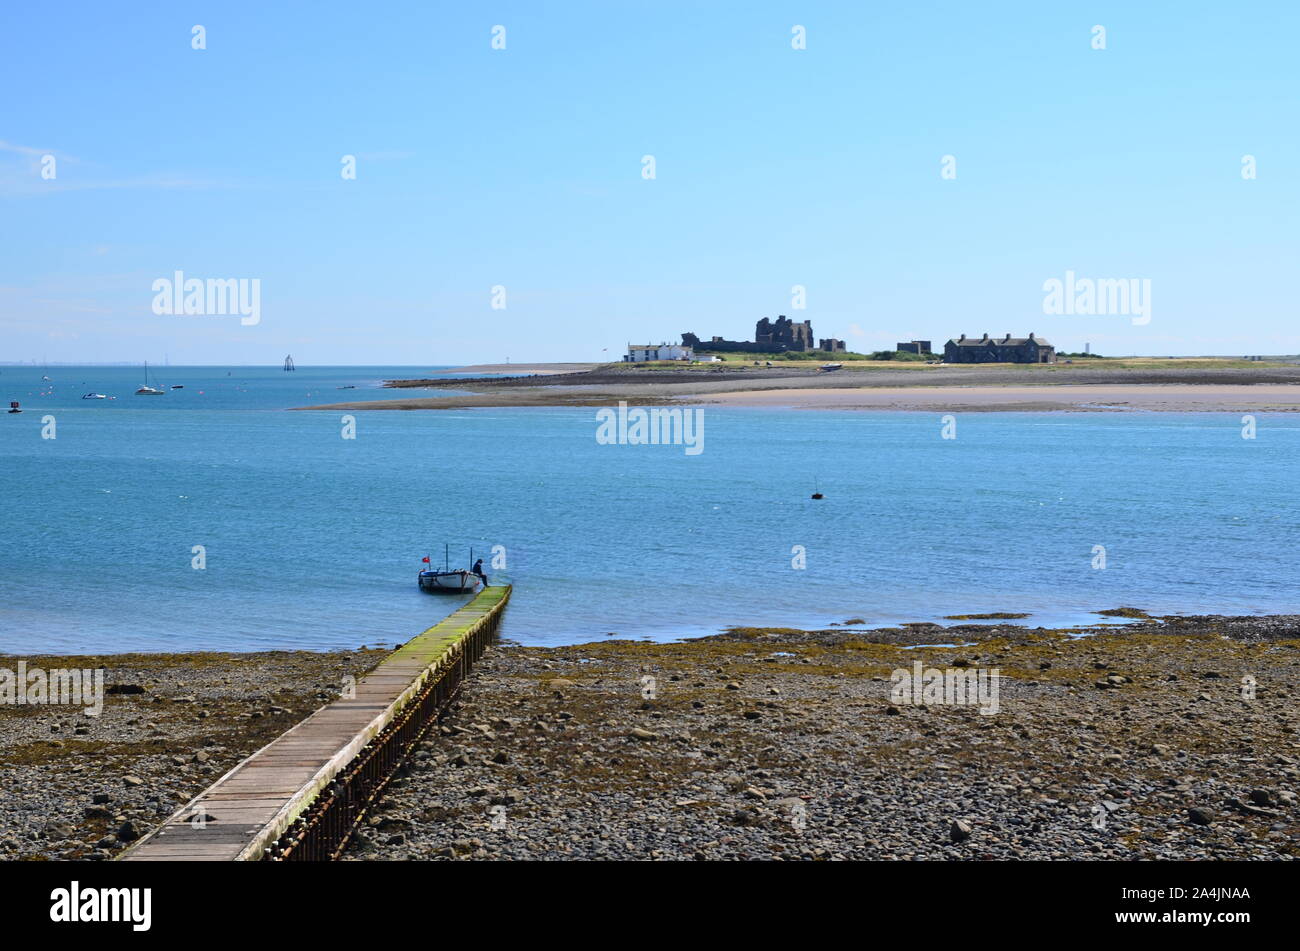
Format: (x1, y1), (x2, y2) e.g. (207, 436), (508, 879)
(345, 612), (1300, 861)
(4, 612), (1296, 862)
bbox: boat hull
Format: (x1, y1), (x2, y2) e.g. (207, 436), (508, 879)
(418, 570), (482, 594)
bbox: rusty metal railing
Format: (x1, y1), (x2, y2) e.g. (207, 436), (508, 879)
(268, 594), (505, 861)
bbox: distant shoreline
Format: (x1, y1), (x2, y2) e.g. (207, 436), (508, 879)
(423, 362), (598, 376)
(295, 362), (1300, 413)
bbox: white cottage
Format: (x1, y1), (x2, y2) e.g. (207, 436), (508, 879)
(624, 343), (694, 362)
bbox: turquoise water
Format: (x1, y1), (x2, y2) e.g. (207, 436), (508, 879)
(1, 366), (1295, 653)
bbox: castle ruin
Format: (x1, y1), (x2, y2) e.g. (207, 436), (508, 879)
(682, 316), (823, 353)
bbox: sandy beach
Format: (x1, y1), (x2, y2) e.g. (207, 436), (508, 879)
(304, 366), (1300, 414)
(707, 383), (1300, 412)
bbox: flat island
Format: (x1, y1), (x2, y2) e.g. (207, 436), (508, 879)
(297, 358), (1300, 414)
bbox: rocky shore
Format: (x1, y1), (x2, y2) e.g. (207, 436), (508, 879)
(0, 649), (386, 861)
(4, 612), (1296, 862)
(345, 612), (1299, 861)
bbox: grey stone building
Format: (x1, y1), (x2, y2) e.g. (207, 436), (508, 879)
(943, 333), (1055, 364)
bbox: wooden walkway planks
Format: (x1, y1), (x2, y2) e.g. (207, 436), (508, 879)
(119, 584), (511, 862)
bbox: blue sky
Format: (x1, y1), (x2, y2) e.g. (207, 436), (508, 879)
(2, 1), (1296, 364)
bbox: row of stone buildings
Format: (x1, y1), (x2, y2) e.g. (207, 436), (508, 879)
(942, 333), (1055, 363)
(630, 322), (1056, 364)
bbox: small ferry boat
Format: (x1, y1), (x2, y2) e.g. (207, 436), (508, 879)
(418, 547), (485, 594)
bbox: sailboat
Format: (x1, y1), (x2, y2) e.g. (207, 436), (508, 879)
(135, 361), (164, 395)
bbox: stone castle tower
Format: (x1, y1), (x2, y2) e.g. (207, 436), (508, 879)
(755, 315), (814, 352)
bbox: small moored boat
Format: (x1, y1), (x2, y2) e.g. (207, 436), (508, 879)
(819, 362), (843, 372)
(135, 361), (164, 395)
(418, 546), (485, 594)
(81, 392), (107, 400)
(418, 569), (482, 594)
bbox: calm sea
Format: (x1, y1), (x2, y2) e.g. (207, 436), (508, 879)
(1, 365), (1294, 654)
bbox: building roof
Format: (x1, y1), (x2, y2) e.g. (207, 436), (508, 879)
(948, 334), (1052, 347)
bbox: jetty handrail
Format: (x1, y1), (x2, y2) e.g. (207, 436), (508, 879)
(119, 584), (511, 861)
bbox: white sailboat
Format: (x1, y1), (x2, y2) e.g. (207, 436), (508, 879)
(135, 361), (164, 395)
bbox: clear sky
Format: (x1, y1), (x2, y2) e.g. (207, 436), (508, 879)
(2, 1), (1296, 364)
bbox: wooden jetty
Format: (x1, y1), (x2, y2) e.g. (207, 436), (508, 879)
(119, 584), (511, 861)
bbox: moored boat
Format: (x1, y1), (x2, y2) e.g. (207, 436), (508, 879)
(418, 569), (482, 594)
(418, 545), (486, 594)
(135, 361), (164, 395)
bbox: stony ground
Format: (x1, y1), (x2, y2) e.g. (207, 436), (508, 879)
(346, 612), (1300, 861)
(4, 613), (1296, 862)
(0, 649), (386, 860)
